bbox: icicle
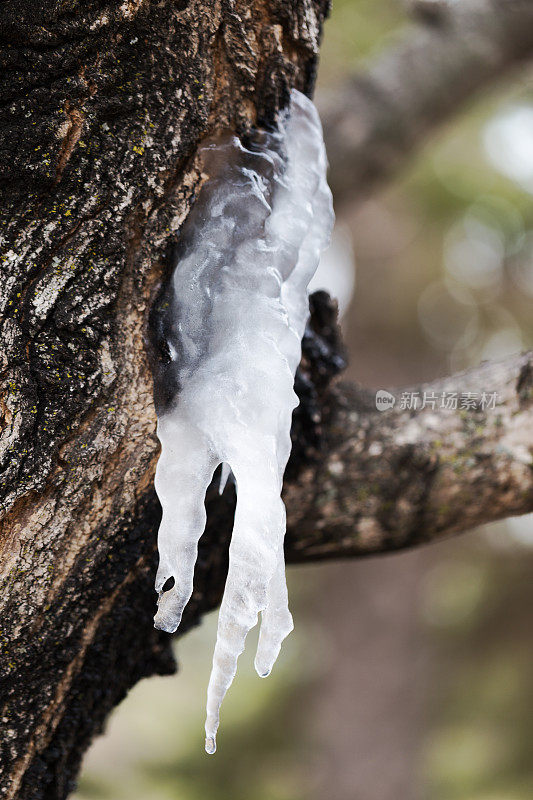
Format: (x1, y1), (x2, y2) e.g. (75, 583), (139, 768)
(151, 89), (334, 754)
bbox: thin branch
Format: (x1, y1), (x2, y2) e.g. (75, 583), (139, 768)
(320, 0), (533, 203)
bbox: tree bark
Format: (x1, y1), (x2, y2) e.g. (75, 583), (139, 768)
(286, 343), (533, 561)
(0, 2), (532, 799)
(0, 2), (330, 796)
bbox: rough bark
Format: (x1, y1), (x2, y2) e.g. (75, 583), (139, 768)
(0, 2), (532, 799)
(286, 346), (533, 561)
(0, 2), (330, 797)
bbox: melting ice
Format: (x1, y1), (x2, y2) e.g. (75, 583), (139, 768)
(152, 89), (334, 754)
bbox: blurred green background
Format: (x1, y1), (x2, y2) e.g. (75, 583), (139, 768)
(74, 1), (533, 798)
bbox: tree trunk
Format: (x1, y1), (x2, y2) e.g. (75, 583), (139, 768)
(0, 3), (330, 797)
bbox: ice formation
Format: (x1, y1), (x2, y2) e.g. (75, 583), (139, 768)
(152, 89), (334, 754)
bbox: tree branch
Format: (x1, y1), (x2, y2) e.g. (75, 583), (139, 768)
(286, 348), (533, 561)
(320, 0), (533, 203)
